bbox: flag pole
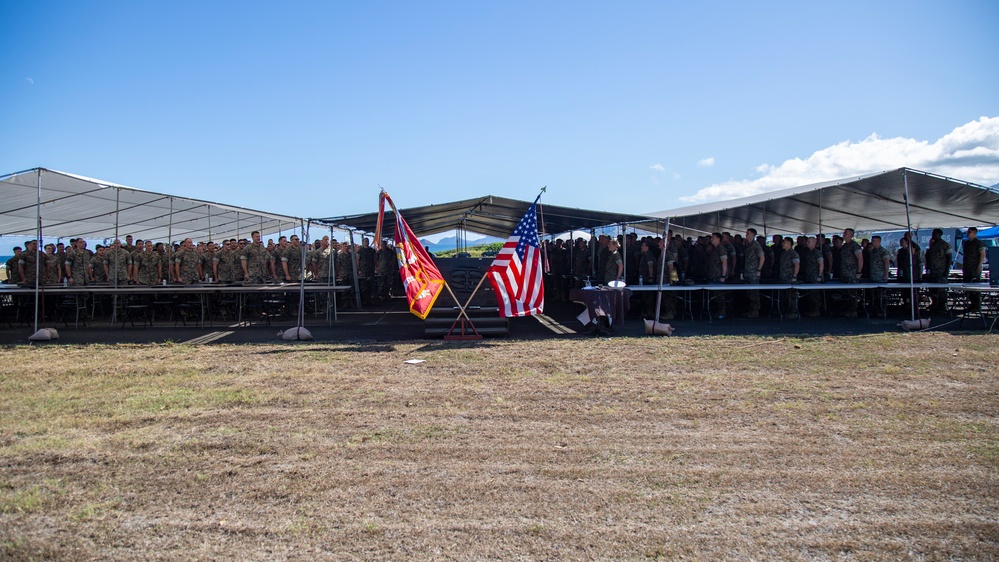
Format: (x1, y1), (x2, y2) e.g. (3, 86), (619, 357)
(443, 281), (482, 339)
(459, 273), (489, 311)
(374, 190), (386, 245)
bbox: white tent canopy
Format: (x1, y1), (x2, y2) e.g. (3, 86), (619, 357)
(1, 168), (312, 243)
(648, 168), (999, 236)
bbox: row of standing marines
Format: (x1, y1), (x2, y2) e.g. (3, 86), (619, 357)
(5, 232), (405, 305)
(542, 227), (987, 320)
(6, 227), (989, 317)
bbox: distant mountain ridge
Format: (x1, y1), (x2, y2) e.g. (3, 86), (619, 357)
(419, 235), (505, 254)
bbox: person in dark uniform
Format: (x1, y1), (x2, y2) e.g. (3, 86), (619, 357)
(778, 237), (800, 319)
(925, 228), (953, 314)
(962, 227), (987, 311)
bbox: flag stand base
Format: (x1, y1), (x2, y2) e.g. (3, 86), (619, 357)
(444, 317), (483, 340)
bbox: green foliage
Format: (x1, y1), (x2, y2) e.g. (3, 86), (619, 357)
(436, 242), (504, 258)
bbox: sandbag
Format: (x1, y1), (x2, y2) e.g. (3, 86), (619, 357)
(277, 326), (313, 341)
(643, 319), (674, 336)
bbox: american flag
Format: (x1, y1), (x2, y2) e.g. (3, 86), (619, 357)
(487, 197), (544, 317)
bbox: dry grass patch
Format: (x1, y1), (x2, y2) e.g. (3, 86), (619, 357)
(0, 334), (997, 559)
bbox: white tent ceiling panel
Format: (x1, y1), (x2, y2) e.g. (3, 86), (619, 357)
(0, 168), (311, 242)
(649, 168), (999, 235)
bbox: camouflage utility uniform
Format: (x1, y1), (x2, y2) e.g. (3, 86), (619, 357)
(241, 242), (270, 283)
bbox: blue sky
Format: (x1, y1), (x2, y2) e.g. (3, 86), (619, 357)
(2, 0), (998, 233)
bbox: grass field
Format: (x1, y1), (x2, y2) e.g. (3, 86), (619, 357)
(1, 334), (997, 560)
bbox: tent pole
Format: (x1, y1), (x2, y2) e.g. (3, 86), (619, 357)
(32, 169), (41, 335)
(168, 198), (174, 246)
(818, 190), (823, 237)
(590, 228), (596, 281)
(207, 205), (212, 242)
(297, 219), (307, 329)
(621, 223), (627, 283)
(111, 186), (121, 326)
(654, 218), (669, 321)
(115, 186), (120, 243)
(762, 202), (767, 239)
(329, 226), (337, 325)
(568, 230), (574, 284)
(236, 211), (240, 240)
(348, 229), (361, 309)
(903, 170), (916, 322)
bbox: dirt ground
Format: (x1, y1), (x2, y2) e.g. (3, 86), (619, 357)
(1, 333), (997, 560)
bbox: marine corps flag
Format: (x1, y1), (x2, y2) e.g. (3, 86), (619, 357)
(379, 192), (445, 320)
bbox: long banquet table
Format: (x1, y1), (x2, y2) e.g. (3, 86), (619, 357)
(0, 282), (354, 328)
(625, 281), (997, 322)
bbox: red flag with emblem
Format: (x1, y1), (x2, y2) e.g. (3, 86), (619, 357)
(383, 193), (445, 320)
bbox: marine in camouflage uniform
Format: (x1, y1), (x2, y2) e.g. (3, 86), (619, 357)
(5, 249), (22, 285)
(708, 235), (727, 282)
(571, 238), (590, 287)
(708, 234), (728, 318)
(357, 238), (376, 303)
(269, 239), (287, 280)
(839, 229), (863, 317)
(137, 243), (162, 285)
(90, 249), (108, 283)
(800, 237), (824, 317)
(596, 236), (610, 282)
(18, 242), (40, 286)
(241, 232), (270, 284)
(213, 242), (238, 283)
(104, 241), (132, 285)
(867, 236), (892, 316)
(130, 241), (145, 282)
(64, 242), (91, 285)
(604, 242), (623, 285)
(867, 239), (891, 283)
(652, 238), (683, 320)
(375, 241), (395, 298)
(743, 231), (765, 317)
(225, 241), (243, 281)
(962, 228), (987, 311)
(778, 238), (800, 318)
(652, 238), (676, 319)
(336, 243), (354, 286)
(312, 239), (335, 285)
(281, 237), (304, 282)
(43, 245), (61, 285)
(173, 239), (202, 284)
(925, 229), (953, 313)
(722, 234), (738, 281)
(336, 243), (356, 308)
(200, 245), (216, 281)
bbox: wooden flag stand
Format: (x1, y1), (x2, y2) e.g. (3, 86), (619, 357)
(443, 277), (485, 340)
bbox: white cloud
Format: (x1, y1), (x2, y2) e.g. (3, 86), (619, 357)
(680, 116), (999, 203)
(697, 157), (715, 168)
(649, 163), (666, 173)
